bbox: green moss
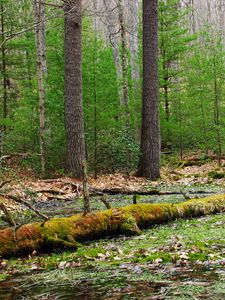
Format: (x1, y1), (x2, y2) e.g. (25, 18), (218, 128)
(0, 273), (9, 282)
(188, 252), (208, 262)
(45, 236), (78, 251)
(120, 215), (142, 235)
(76, 246), (106, 258)
(147, 252), (172, 263)
(208, 171), (225, 179)
(131, 252), (173, 263)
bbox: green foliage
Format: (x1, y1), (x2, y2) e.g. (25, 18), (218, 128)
(208, 171), (225, 179)
(1, 0), (225, 174)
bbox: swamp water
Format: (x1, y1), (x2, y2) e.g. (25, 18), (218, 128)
(0, 185), (225, 299)
(0, 264), (224, 299)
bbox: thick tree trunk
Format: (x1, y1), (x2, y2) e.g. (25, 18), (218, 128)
(0, 194), (225, 258)
(64, 0), (85, 178)
(137, 0), (160, 179)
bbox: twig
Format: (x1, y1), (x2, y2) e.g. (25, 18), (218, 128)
(0, 180), (11, 189)
(0, 201), (16, 226)
(100, 195), (111, 209)
(0, 193), (49, 221)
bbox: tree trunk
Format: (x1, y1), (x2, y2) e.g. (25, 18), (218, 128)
(103, 0), (123, 103)
(118, 0), (130, 127)
(137, 0), (160, 180)
(33, 0), (47, 174)
(93, 0), (98, 179)
(200, 95), (208, 156)
(0, 194), (225, 258)
(125, 0), (140, 83)
(0, 2), (7, 160)
(83, 160), (90, 213)
(64, 0), (86, 178)
(213, 53), (222, 166)
(118, 0), (129, 107)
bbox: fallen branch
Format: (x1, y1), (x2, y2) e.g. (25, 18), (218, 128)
(0, 153), (40, 161)
(0, 180), (11, 189)
(100, 195), (111, 209)
(90, 188), (214, 196)
(0, 193), (49, 221)
(0, 194), (224, 258)
(0, 200), (15, 227)
(31, 189), (68, 195)
(36, 179), (82, 195)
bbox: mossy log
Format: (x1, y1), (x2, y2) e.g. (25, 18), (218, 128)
(0, 194), (225, 258)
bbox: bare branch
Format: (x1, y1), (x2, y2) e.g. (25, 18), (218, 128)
(0, 193), (49, 221)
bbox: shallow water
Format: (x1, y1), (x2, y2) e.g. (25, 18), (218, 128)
(0, 264), (224, 300)
(0, 185), (224, 299)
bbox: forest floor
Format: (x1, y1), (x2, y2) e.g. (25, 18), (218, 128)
(0, 155), (225, 299)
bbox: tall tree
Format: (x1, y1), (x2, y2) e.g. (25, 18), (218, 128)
(0, 1), (7, 159)
(137, 0), (160, 179)
(33, 0), (47, 174)
(103, 0), (123, 104)
(64, 0), (85, 178)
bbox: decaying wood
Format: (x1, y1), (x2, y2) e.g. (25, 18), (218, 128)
(36, 179), (82, 195)
(31, 189), (68, 195)
(90, 188), (213, 196)
(0, 194), (224, 258)
(0, 193), (49, 221)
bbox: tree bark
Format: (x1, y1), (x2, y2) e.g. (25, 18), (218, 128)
(33, 0), (47, 174)
(118, 0), (129, 111)
(137, 0), (160, 180)
(0, 194), (225, 258)
(64, 0), (86, 178)
(125, 0), (140, 83)
(103, 0), (123, 103)
(83, 160), (90, 213)
(213, 53), (222, 166)
(0, 2), (7, 161)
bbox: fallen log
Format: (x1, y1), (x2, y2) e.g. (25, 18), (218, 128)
(90, 188), (213, 196)
(0, 194), (224, 258)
